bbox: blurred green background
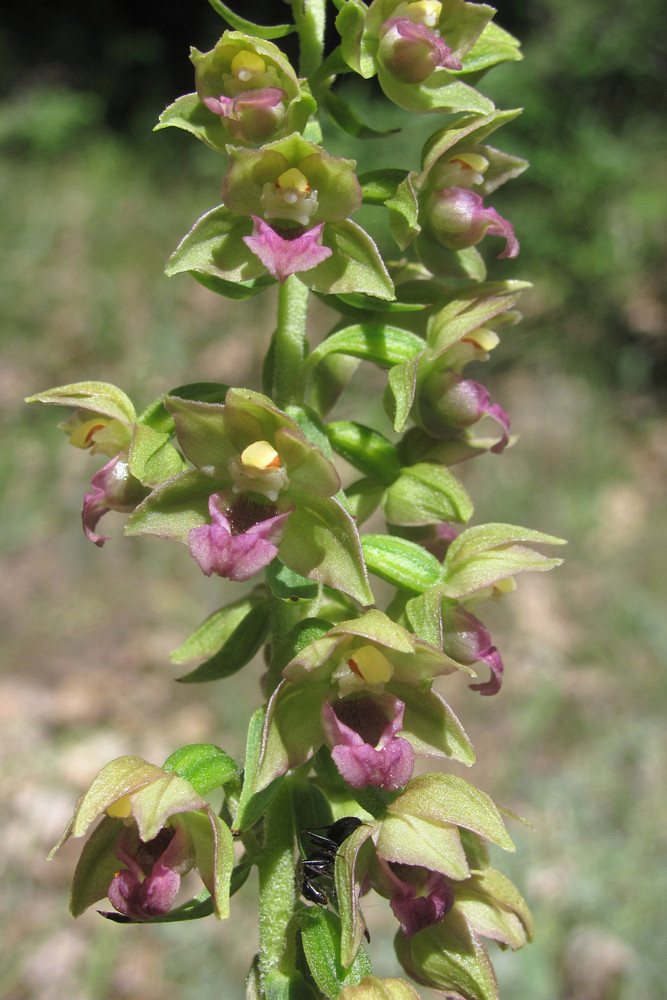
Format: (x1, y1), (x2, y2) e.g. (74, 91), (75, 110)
(1, 1), (665, 998)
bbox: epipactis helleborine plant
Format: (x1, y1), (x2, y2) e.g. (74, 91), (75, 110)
(30, 2), (564, 998)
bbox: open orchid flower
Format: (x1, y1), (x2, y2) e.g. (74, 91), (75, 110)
(322, 693), (416, 791)
(50, 756), (234, 921)
(188, 491), (292, 581)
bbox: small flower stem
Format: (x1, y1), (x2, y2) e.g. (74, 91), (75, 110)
(292, 0), (327, 79)
(272, 275), (309, 409)
(257, 779), (298, 992)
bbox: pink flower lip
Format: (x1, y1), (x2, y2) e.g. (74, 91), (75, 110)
(243, 217), (332, 283)
(107, 823), (194, 921)
(188, 492), (292, 581)
(322, 693), (415, 791)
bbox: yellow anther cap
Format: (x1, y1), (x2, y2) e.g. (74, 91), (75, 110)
(106, 794), (133, 819)
(231, 50), (266, 80)
(348, 645), (393, 684)
(240, 440), (281, 470)
(276, 168), (310, 194)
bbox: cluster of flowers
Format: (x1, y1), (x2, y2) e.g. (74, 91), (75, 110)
(32, 2), (564, 999)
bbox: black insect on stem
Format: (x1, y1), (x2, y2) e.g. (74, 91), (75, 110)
(300, 816), (363, 906)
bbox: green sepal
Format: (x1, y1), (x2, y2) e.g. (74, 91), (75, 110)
(254, 679), (330, 794)
(128, 423), (185, 487)
(272, 618), (335, 679)
(70, 815), (124, 916)
(321, 89), (400, 140)
(279, 496), (374, 605)
(207, 0), (294, 38)
(361, 534), (443, 594)
(155, 92), (231, 152)
(163, 743), (241, 797)
(386, 174), (420, 251)
(176, 602), (270, 683)
(124, 468), (213, 542)
(376, 811), (468, 880)
(357, 168), (408, 204)
(303, 221), (394, 300)
(25, 380), (136, 424)
(378, 72), (494, 116)
(435, 0), (496, 59)
(301, 324), (425, 388)
(300, 907), (373, 995)
(404, 586), (450, 648)
(184, 808), (235, 919)
(381, 462), (474, 526)
(426, 280), (530, 358)
(233, 707), (284, 832)
(389, 773), (514, 852)
(385, 353), (422, 432)
(393, 682), (475, 766)
(394, 911), (498, 1000)
(335, 821), (375, 967)
(420, 109), (524, 179)
(326, 421), (401, 483)
(442, 523), (567, 598)
(455, 868), (533, 950)
(136, 382), (230, 438)
(266, 561), (321, 601)
(462, 21), (522, 73)
(191, 271), (277, 299)
(166, 205), (261, 284)
(336, 1), (375, 79)
(319, 291), (428, 317)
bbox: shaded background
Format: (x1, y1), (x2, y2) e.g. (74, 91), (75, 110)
(1, 1), (665, 998)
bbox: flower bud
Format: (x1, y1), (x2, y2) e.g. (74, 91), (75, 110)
(203, 87), (288, 145)
(82, 455), (148, 547)
(425, 186), (519, 258)
(377, 17), (461, 84)
(418, 370), (510, 452)
(338, 976), (422, 1000)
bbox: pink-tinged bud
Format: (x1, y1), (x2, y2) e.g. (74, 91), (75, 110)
(418, 370), (510, 452)
(203, 87), (288, 145)
(377, 18), (462, 84)
(243, 217), (332, 283)
(107, 822), (194, 921)
(426, 187), (519, 258)
(82, 455), (147, 547)
(441, 605), (505, 695)
(322, 693), (415, 790)
(387, 866), (455, 937)
(188, 492), (292, 581)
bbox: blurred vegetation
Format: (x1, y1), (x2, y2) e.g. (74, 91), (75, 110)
(1, 1), (665, 999)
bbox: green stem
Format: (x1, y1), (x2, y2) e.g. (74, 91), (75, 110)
(257, 779), (298, 992)
(292, 0), (327, 78)
(272, 275), (309, 409)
